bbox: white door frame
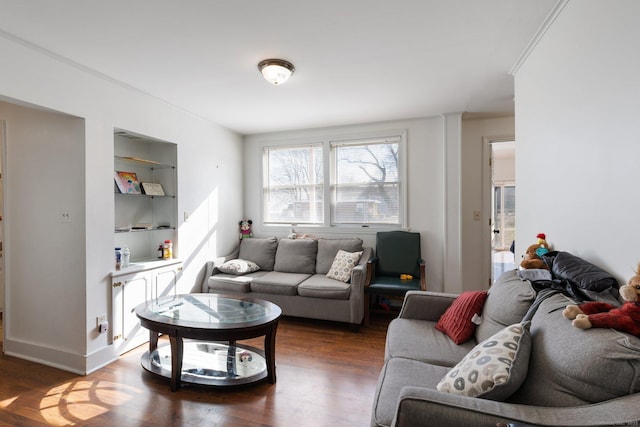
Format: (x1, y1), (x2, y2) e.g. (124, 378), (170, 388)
(482, 136), (515, 286)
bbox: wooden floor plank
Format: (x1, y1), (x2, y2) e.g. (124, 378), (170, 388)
(0, 314), (391, 427)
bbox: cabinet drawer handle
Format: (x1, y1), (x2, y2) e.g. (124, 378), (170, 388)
(113, 282), (123, 288)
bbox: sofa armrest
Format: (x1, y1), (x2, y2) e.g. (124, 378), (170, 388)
(351, 247), (373, 294)
(392, 386), (640, 427)
(397, 291), (458, 322)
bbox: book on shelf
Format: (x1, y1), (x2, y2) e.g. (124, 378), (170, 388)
(114, 171), (142, 194)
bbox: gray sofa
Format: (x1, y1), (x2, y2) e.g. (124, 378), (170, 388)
(195, 237), (372, 330)
(372, 255), (640, 427)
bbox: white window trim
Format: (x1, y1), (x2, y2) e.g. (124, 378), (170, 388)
(258, 129), (407, 234)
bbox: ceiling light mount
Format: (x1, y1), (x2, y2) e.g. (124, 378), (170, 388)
(258, 58), (295, 85)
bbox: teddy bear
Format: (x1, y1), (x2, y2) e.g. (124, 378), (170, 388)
(239, 219), (253, 239)
(562, 263), (640, 337)
(519, 233), (550, 270)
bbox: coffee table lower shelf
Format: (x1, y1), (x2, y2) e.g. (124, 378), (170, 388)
(141, 341), (268, 387)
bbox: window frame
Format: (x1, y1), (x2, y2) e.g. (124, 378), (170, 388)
(260, 129), (407, 232)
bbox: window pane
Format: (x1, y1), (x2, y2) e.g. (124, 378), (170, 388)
(264, 145), (323, 224)
(332, 141), (400, 225)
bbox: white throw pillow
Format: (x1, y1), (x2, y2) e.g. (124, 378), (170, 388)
(436, 322), (531, 401)
(326, 250), (363, 282)
(217, 259), (260, 275)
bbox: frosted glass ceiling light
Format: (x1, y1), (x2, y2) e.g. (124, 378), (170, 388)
(258, 59), (295, 85)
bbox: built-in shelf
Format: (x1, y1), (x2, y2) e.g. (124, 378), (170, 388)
(114, 130), (178, 262)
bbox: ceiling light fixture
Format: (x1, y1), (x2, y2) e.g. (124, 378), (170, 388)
(258, 59), (295, 85)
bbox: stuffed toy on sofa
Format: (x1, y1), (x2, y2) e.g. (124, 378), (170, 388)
(520, 233), (550, 270)
(239, 219), (253, 239)
(563, 263), (640, 337)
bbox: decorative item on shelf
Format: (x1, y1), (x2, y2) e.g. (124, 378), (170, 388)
(141, 182), (165, 196)
(114, 171), (142, 194)
(115, 225), (131, 233)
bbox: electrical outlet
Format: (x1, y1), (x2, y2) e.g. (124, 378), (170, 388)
(473, 210), (481, 221)
(96, 315), (106, 328)
(60, 210), (72, 222)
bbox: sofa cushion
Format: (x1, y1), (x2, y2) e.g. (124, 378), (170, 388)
(372, 357), (450, 427)
(475, 270), (536, 342)
(316, 238), (364, 274)
(385, 318), (475, 366)
(508, 293), (640, 407)
(274, 239), (318, 274)
(251, 271), (310, 295)
(435, 290), (488, 344)
(436, 322), (531, 401)
(217, 259), (260, 275)
(326, 250), (363, 282)
(207, 271), (268, 293)
(238, 237), (278, 271)
(297, 274), (351, 300)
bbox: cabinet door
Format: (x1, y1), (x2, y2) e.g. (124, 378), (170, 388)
(112, 271), (150, 354)
(150, 263), (182, 301)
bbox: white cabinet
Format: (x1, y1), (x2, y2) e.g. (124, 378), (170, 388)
(111, 260), (182, 355)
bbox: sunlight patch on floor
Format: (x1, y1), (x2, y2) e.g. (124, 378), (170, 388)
(37, 380), (141, 426)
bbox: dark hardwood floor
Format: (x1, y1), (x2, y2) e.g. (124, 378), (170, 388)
(0, 314), (392, 427)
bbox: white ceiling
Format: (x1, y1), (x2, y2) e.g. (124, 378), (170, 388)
(0, 0), (558, 135)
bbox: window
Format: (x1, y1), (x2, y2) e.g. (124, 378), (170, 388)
(331, 137), (400, 225)
(262, 132), (405, 228)
(263, 144), (324, 224)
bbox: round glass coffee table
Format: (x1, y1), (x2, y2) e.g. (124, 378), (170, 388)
(135, 293), (282, 391)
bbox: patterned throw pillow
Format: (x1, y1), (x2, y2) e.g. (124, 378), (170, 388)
(436, 322), (531, 401)
(217, 259), (260, 275)
(435, 290), (488, 344)
(326, 250), (363, 282)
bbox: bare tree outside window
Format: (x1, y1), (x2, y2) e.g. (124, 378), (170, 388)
(332, 139), (400, 225)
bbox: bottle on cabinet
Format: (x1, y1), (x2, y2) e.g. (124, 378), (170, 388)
(121, 245), (130, 268)
(163, 240), (173, 259)
(115, 247), (122, 270)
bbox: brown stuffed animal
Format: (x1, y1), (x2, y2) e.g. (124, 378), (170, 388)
(520, 233), (550, 270)
(563, 263), (640, 336)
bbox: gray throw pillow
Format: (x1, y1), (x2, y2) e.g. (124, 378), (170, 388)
(238, 237), (278, 271)
(437, 322), (531, 401)
(316, 238), (364, 274)
(274, 238), (318, 274)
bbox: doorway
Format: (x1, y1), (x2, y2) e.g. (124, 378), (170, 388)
(488, 140), (515, 283)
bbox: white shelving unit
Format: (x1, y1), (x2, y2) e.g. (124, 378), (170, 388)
(112, 130), (182, 354)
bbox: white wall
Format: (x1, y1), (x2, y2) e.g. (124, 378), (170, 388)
(0, 34), (243, 373)
(461, 116), (515, 289)
(515, 0), (640, 282)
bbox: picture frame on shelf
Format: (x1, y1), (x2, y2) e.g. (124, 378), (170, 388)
(141, 182), (165, 196)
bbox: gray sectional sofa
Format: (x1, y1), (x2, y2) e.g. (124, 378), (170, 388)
(195, 237), (372, 330)
(372, 252), (640, 427)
